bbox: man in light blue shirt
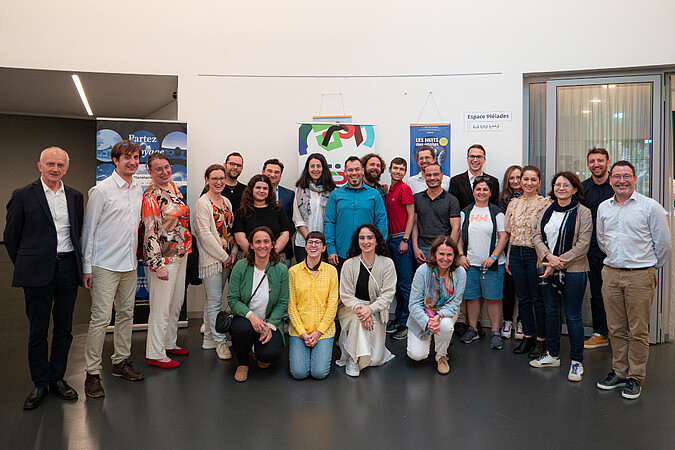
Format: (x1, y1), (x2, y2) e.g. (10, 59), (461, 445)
(324, 156), (388, 270)
(595, 160), (671, 400)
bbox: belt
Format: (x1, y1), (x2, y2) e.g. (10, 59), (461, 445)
(56, 251), (75, 260)
(606, 265), (652, 271)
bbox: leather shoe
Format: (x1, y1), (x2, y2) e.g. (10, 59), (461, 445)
(49, 379), (78, 401)
(234, 365), (249, 382)
(257, 361), (271, 369)
(513, 336), (536, 354)
(84, 373), (105, 398)
(528, 340), (547, 359)
(24, 386), (48, 410)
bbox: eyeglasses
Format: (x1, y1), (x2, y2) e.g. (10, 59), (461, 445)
(467, 155), (485, 160)
(306, 239), (323, 247)
(226, 162), (243, 168)
(554, 183), (571, 189)
(209, 177), (225, 182)
(611, 174), (635, 181)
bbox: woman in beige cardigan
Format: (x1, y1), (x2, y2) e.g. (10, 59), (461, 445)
(193, 164), (238, 360)
(337, 223), (396, 377)
(530, 171), (591, 382)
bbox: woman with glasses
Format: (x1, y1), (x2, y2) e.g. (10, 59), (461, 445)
(193, 164), (237, 360)
(530, 172), (591, 381)
(499, 165), (523, 340)
(233, 175), (293, 263)
(292, 153), (336, 262)
(336, 224), (396, 377)
(504, 166), (551, 358)
(287, 231), (338, 379)
(142, 153), (192, 368)
(227, 226), (288, 382)
(457, 176), (509, 350)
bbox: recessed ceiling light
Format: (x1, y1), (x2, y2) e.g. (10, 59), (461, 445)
(582, 110), (591, 114)
(71, 74), (93, 116)
(590, 99), (601, 103)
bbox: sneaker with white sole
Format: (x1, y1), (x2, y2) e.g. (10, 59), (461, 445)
(501, 320), (512, 338)
(202, 338), (217, 350)
(216, 341), (232, 360)
(584, 333), (609, 349)
(490, 332), (503, 350)
(345, 358), (360, 377)
(568, 361), (584, 381)
(514, 321), (524, 340)
(460, 326), (479, 344)
(621, 378), (641, 399)
(529, 351), (560, 368)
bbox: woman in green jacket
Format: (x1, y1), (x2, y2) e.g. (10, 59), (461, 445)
(227, 226), (289, 382)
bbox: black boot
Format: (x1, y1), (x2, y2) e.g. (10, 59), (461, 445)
(528, 340), (547, 359)
(513, 336), (536, 354)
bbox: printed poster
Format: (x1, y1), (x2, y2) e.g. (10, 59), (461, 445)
(409, 124), (451, 176)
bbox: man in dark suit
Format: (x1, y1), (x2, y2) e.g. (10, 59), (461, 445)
(449, 144), (500, 209)
(4, 147), (84, 410)
(263, 158), (295, 266)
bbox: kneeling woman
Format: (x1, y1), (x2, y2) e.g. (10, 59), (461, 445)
(227, 226), (288, 382)
(337, 224), (396, 377)
(407, 236), (466, 374)
(287, 232), (339, 379)
(531, 172), (591, 381)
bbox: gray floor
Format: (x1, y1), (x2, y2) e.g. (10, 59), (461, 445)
(1, 250), (675, 449)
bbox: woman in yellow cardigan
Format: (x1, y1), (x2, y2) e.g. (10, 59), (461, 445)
(287, 231), (338, 379)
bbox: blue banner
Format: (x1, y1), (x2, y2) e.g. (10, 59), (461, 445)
(409, 124), (451, 176)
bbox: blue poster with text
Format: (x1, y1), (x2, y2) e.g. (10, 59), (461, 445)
(409, 124), (451, 176)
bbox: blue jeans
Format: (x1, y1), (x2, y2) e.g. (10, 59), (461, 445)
(542, 271), (587, 362)
(388, 235), (413, 326)
(288, 336), (334, 379)
(508, 246), (545, 338)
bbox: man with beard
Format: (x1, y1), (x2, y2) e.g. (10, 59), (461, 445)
(324, 156), (388, 271)
(449, 144), (499, 209)
(581, 148), (615, 350)
(222, 152), (246, 211)
(361, 153), (387, 204)
(408, 145), (450, 195)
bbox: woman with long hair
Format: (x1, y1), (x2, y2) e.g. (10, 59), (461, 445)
(227, 226), (288, 382)
(504, 166), (551, 358)
(499, 165), (523, 339)
(233, 174), (292, 263)
(292, 153), (337, 261)
(142, 152), (192, 368)
(407, 236), (466, 374)
(336, 223), (396, 377)
(193, 164), (237, 360)
(530, 172), (591, 382)
(287, 231), (338, 379)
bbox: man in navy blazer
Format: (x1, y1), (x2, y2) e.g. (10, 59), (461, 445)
(4, 147), (84, 410)
(263, 158), (295, 265)
(449, 144), (500, 210)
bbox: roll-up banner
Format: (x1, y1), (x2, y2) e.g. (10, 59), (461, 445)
(96, 119), (188, 329)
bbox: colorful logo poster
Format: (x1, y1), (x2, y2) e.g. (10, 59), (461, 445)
(409, 124), (451, 176)
(298, 123), (376, 186)
(96, 120), (188, 326)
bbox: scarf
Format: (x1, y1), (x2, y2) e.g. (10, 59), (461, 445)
(540, 199), (579, 294)
(423, 267), (454, 317)
(296, 181), (331, 221)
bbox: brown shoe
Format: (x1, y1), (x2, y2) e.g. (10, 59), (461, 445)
(234, 365), (249, 382)
(112, 359), (145, 381)
(257, 361), (271, 369)
(84, 373), (105, 398)
(437, 356), (450, 375)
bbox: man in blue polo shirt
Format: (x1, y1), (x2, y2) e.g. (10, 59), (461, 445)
(324, 156), (388, 271)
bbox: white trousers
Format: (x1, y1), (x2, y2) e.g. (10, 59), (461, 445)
(146, 257), (187, 359)
(407, 316), (457, 362)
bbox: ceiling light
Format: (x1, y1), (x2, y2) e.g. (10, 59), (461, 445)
(71, 74), (93, 116)
(582, 110), (591, 114)
(590, 99), (601, 103)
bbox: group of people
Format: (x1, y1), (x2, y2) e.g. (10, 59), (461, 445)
(5, 141), (670, 410)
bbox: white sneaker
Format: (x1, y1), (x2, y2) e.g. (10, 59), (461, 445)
(200, 323), (205, 334)
(202, 338), (217, 350)
(568, 361), (584, 382)
(514, 321), (524, 340)
(529, 352), (560, 368)
(216, 341), (232, 360)
(345, 358), (360, 377)
(501, 320), (512, 338)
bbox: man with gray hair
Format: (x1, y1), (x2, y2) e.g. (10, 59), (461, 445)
(4, 147), (84, 409)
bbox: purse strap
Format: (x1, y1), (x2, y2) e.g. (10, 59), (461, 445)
(251, 264), (270, 298)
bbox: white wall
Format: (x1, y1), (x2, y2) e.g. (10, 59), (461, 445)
(3, 0), (673, 312)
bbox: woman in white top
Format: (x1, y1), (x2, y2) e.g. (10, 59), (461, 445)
(292, 153), (336, 262)
(457, 176), (509, 350)
(336, 224), (396, 377)
(192, 164), (237, 360)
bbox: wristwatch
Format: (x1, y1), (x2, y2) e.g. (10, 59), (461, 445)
(490, 254), (498, 261)
(402, 237), (410, 243)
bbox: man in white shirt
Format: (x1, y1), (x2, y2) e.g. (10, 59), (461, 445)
(82, 140), (145, 398)
(595, 161), (671, 400)
(407, 145), (451, 195)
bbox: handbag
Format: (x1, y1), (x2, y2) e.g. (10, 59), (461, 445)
(215, 264), (270, 334)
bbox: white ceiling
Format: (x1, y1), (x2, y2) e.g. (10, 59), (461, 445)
(0, 67), (178, 120)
